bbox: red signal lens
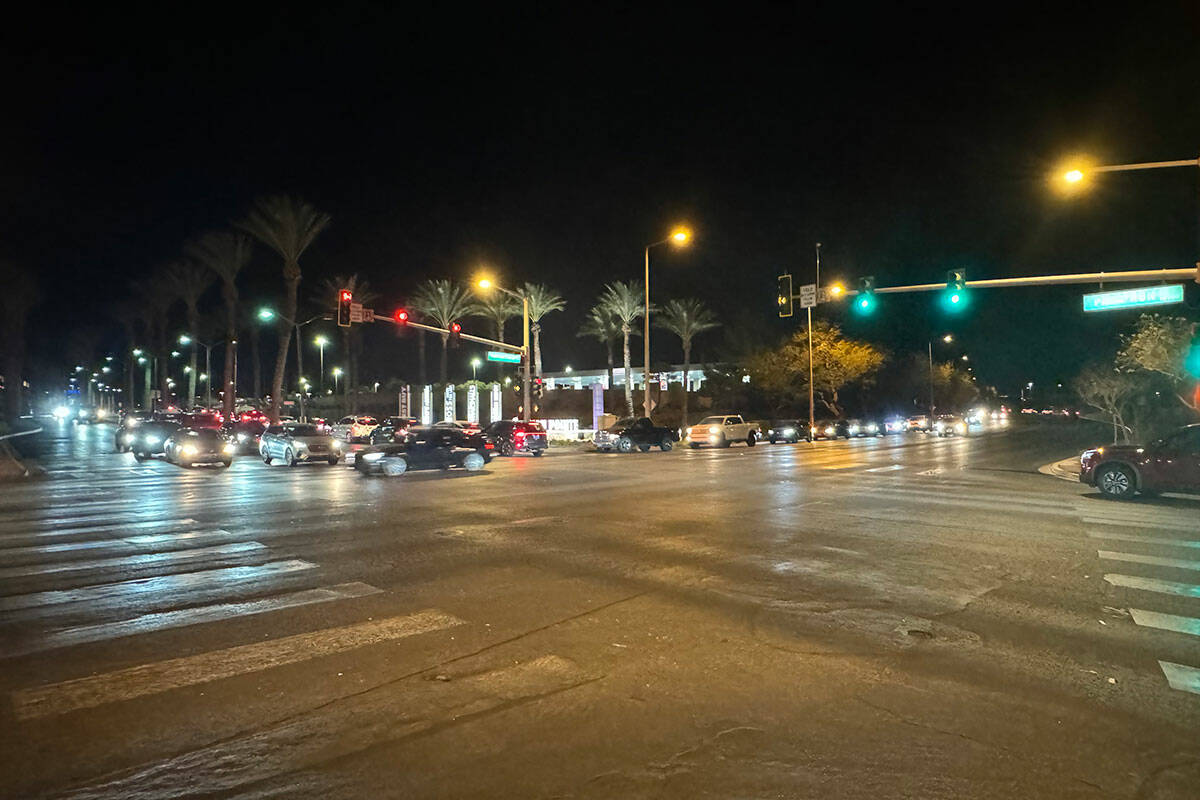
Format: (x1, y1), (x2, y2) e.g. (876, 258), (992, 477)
(394, 309), (409, 323)
(450, 322), (462, 333)
(340, 290), (352, 301)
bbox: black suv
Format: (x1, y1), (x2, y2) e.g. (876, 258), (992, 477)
(484, 420), (548, 456)
(593, 417), (677, 452)
(369, 416), (420, 445)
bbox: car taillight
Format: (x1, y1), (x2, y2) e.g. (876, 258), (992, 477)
(484, 442), (495, 450)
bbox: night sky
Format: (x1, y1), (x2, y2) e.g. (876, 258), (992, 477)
(5, 5), (1200, 396)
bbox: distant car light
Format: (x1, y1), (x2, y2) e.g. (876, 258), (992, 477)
(53, 405), (71, 419)
(848, 425), (860, 435)
(824, 426), (835, 436)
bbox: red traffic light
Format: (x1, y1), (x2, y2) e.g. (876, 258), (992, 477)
(450, 322), (462, 333)
(394, 309), (409, 324)
(340, 289), (352, 302)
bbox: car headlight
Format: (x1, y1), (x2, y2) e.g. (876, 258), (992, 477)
(223, 443), (236, 454)
(865, 423), (877, 432)
(181, 445), (198, 456)
(362, 452), (384, 462)
(237, 432), (248, 442)
(708, 425), (720, 435)
(824, 426), (835, 436)
(122, 432), (133, 443)
(96, 409), (107, 419)
(848, 425), (860, 434)
(955, 423), (966, 433)
(127, 418), (140, 427)
(331, 440), (342, 450)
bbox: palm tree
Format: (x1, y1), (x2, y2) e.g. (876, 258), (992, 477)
(655, 298), (719, 428)
(240, 303), (264, 401)
(109, 297), (141, 410)
(314, 275), (378, 406)
(237, 196), (331, 421)
(165, 261), (215, 407)
(411, 279), (475, 383)
(520, 284), (565, 378)
(577, 305), (621, 388)
(597, 280), (646, 415)
(138, 272), (180, 409)
(189, 231), (251, 418)
(473, 291), (520, 379)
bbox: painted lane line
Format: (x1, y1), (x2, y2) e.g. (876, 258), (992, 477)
(0, 542), (268, 581)
(1129, 608), (1200, 638)
(5, 582), (383, 659)
(0, 559), (317, 612)
(1081, 517), (1197, 533)
(1088, 531), (1200, 549)
(1104, 574), (1200, 598)
(865, 465), (905, 472)
(12, 607), (464, 719)
(0, 518), (199, 542)
(1096, 551), (1200, 572)
(0, 530), (235, 564)
(1159, 661), (1200, 696)
(45, 653), (584, 794)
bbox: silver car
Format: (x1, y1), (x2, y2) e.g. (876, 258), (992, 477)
(259, 423), (344, 466)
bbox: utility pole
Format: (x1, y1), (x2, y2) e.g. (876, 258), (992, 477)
(523, 295), (532, 423)
(808, 243), (820, 442)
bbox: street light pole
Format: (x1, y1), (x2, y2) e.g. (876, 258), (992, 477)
(523, 295), (531, 423)
(642, 226), (692, 418)
(808, 243), (819, 442)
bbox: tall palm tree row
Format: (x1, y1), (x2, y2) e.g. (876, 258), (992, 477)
(597, 280), (647, 415)
(238, 196), (331, 422)
(577, 305), (622, 388)
(166, 261), (215, 406)
(655, 298), (719, 428)
(474, 291), (521, 379)
(189, 231), (252, 418)
(520, 283), (565, 378)
(314, 274), (378, 408)
(411, 279), (477, 384)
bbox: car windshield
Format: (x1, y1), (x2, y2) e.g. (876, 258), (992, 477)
(608, 418), (638, 431)
(284, 424), (320, 436)
(697, 416), (724, 424)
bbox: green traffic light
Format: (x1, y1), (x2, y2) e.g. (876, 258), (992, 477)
(941, 289), (970, 312)
(854, 294), (877, 315)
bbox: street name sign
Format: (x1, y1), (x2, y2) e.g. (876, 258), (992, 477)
(799, 283), (817, 308)
(816, 287), (832, 304)
(486, 350), (522, 363)
(1082, 284), (1184, 312)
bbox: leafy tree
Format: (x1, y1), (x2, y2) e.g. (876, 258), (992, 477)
(598, 280), (646, 414)
(520, 283), (565, 378)
(1117, 313), (1199, 415)
(237, 196), (331, 421)
(189, 231), (252, 417)
(744, 321), (884, 417)
(1075, 364), (1140, 442)
(412, 279), (475, 383)
(577, 305), (621, 388)
(655, 298), (719, 426)
(476, 291), (522, 379)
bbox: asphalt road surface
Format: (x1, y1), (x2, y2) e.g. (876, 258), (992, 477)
(2, 421), (1199, 799)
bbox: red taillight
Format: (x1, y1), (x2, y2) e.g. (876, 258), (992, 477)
(484, 442), (495, 450)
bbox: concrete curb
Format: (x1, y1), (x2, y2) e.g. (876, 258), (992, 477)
(1038, 455), (1082, 483)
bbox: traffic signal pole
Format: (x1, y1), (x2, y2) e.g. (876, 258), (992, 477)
(828, 267), (1199, 297)
(522, 295), (531, 423)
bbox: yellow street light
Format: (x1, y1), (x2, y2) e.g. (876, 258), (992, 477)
(476, 277), (492, 290)
(1064, 169), (1084, 183)
(670, 226), (692, 245)
(829, 283), (845, 297)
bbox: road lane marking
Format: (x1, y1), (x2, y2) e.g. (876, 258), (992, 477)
(0, 559), (317, 612)
(0, 518), (199, 542)
(45, 653), (584, 793)
(865, 465), (905, 472)
(1088, 532), (1200, 549)
(12, 608), (465, 719)
(1081, 517), (1197, 533)
(0, 542), (268, 581)
(1096, 551), (1200, 572)
(1104, 574), (1200, 598)
(1159, 661), (1200, 695)
(0, 530), (235, 564)
(1129, 609), (1200, 638)
(5, 582), (384, 659)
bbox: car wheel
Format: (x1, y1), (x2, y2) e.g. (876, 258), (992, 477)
(463, 452), (485, 471)
(261, 449), (272, 464)
(768, 436), (777, 444)
(133, 451), (147, 461)
(1097, 464), (1137, 500)
(616, 436), (634, 454)
(500, 440), (515, 457)
(746, 434), (756, 447)
(533, 450), (543, 457)
(327, 456), (339, 465)
(284, 448), (297, 467)
(689, 443), (700, 449)
(660, 436), (673, 451)
(638, 444), (651, 452)
(383, 458), (408, 476)
(221, 459), (232, 468)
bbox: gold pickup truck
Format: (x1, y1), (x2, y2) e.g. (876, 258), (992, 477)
(685, 415), (759, 448)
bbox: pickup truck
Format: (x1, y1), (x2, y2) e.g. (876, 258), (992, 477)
(685, 415), (759, 448)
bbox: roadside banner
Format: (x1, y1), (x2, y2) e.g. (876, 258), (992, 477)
(467, 384), (479, 424)
(443, 385), (456, 422)
(421, 385), (432, 425)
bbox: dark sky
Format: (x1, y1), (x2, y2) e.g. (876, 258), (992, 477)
(5, 4), (1200, 396)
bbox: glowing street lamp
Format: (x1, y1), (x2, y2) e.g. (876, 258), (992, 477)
(475, 275), (531, 421)
(332, 366), (343, 394)
(470, 357), (481, 380)
(314, 335), (329, 390)
(643, 224), (693, 416)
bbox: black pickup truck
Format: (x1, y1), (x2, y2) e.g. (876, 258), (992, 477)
(592, 417), (677, 453)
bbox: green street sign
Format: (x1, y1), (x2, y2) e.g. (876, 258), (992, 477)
(1083, 284), (1185, 312)
(486, 350), (522, 363)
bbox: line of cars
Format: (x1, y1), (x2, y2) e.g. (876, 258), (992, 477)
(109, 408), (549, 475)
